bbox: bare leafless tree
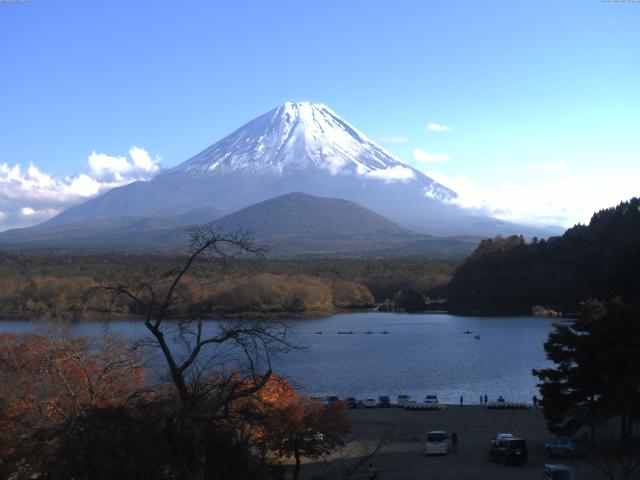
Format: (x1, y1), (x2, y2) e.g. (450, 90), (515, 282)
(104, 226), (294, 480)
(586, 441), (640, 480)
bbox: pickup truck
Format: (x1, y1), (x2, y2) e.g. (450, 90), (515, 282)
(544, 438), (585, 458)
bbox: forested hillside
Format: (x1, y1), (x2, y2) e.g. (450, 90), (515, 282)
(0, 254), (456, 320)
(446, 198), (640, 315)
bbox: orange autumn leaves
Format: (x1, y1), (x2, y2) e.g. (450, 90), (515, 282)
(244, 376), (350, 458)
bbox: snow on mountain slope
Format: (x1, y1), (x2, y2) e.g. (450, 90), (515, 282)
(33, 101), (558, 239)
(165, 102), (455, 202)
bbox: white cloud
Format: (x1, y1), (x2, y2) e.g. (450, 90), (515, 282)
(0, 146), (161, 231)
(412, 149), (452, 163)
(380, 135), (408, 144)
(130, 146), (160, 173)
(427, 122), (451, 132)
(17, 206), (61, 224)
(20, 207), (36, 216)
(367, 165), (415, 181)
(87, 146), (161, 183)
(88, 152), (131, 178)
(526, 162), (569, 172)
(66, 174), (102, 197)
(425, 169), (639, 227)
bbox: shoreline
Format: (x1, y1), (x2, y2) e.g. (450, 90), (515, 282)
(0, 307), (364, 323)
(0, 307), (575, 323)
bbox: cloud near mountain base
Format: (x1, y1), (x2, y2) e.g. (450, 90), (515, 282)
(365, 165), (415, 181)
(425, 169), (639, 228)
(0, 147), (161, 231)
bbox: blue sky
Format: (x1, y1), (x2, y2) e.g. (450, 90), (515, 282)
(1, 0), (639, 229)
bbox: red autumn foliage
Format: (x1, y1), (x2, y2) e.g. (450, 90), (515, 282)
(0, 332), (146, 473)
(235, 376), (350, 480)
(0, 333), (349, 479)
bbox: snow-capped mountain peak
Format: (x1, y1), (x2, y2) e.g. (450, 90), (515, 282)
(167, 102), (448, 193)
(30, 102), (560, 241)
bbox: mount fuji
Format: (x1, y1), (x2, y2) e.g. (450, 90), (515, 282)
(0, 102), (561, 253)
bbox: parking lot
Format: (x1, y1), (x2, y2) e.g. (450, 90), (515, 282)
(299, 406), (607, 480)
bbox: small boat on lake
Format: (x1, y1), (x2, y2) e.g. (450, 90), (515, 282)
(365, 330), (374, 335)
(474, 335), (481, 340)
(337, 330), (354, 335)
(315, 331), (323, 335)
(463, 330), (473, 334)
(380, 330), (390, 335)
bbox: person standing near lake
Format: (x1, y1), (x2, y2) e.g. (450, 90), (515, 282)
(483, 394), (488, 405)
(459, 395), (464, 406)
(451, 431), (459, 453)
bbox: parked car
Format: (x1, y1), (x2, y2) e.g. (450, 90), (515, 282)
(545, 438), (585, 458)
(378, 395), (391, 408)
(346, 397), (357, 409)
(543, 464), (576, 480)
(424, 395), (439, 404)
(327, 395), (340, 404)
(363, 398), (377, 408)
(397, 394), (411, 407)
(425, 431), (451, 455)
(309, 395), (329, 406)
(489, 437), (528, 465)
(490, 433), (514, 446)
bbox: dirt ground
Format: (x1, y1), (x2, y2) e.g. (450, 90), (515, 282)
(296, 406), (614, 480)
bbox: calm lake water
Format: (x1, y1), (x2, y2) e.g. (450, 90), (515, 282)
(0, 312), (559, 404)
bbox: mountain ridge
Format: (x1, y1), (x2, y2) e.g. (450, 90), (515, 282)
(0, 193), (480, 258)
(20, 101), (562, 239)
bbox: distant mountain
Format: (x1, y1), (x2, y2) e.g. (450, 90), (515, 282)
(212, 192), (406, 237)
(0, 207), (223, 249)
(446, 197), (640, 315)
(158, 192), (480, 258)
(0, 193), (480, 258)
(37, 101), (558, 239)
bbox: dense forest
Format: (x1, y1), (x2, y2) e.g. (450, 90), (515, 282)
(446, 198), (640, 315)
(3, 198), (639, 320)
(0, 254), (457, 320)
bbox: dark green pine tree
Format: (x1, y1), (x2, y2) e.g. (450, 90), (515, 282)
(533, 301), (640, 443)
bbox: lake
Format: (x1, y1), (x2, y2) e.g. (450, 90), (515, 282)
(0, 312), (559, 404)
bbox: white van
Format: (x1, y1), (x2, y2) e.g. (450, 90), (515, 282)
(397, 394), (411, 407)
(425, 431), (451, 455)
